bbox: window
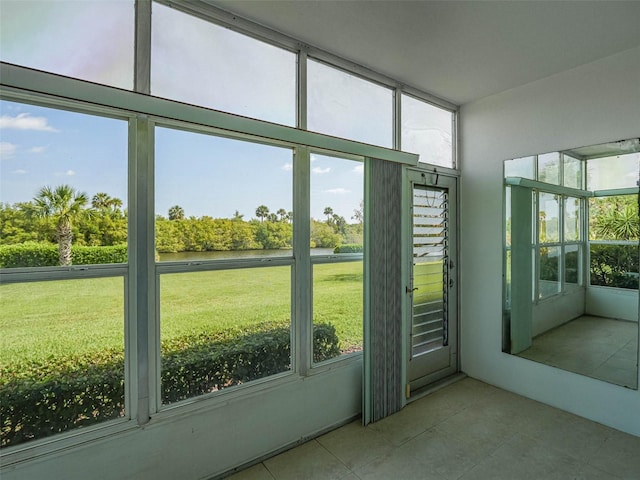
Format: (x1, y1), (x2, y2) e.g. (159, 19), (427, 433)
(0, 0), (134, 89)
(589, 195), (639, 290)
(0, 100), (129, 447)
(310, 153), (364, 362)
(155, 126), (295, 404)
(401, 93), (454, 168)
(0, 100), (129, 267)
(151, 2), (296, 126)
(308, 59), (393, 147)
(0, 278), (125, 447)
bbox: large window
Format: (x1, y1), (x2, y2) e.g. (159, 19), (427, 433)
(0, 0), (134, 89)
(0, 100), (129, 447)
(309, 153), (364, 362)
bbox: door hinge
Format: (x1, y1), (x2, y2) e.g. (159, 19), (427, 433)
(406, 383), (411, 399)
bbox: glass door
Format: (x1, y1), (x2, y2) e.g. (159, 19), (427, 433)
(406, 170), (458, 394)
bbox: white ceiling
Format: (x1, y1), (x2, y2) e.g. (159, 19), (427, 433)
(209, 0), (640, 106)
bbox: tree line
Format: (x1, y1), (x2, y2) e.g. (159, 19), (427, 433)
(0, 185), (363, 265)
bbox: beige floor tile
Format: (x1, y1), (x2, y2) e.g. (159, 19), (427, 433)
(225, 463), (275, 480)
(263, 440), (351, 480)
(317, 420), (394, 471)
(460, 433), (619, 480)
(352, 440), (447, 480)
(588, 429), (640, 479)
(398, 426), (487, 480)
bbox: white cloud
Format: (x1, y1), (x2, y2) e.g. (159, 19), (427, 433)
(312, 166), (331, 174)
(0, 142), (17, 159)
(13, 169), (28, 174)
(0, 113), (58, 132)
(281, 163), (293, 171)
(353, 164), (364, 174)
(65, 170), (76, 176)
(29, 146), (47, 154)
(324, 188), (350, 194)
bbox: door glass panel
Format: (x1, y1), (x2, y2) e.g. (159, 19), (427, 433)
(401, 94), (454, 168)
(411, 185), (448, 357)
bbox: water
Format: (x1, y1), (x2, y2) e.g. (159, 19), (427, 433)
(158, 248), (335, 262)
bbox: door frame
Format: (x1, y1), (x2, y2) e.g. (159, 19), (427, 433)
(402, 166), (460, 401)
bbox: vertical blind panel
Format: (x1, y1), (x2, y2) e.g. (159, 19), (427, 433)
(368, 160), (403, 422)
(411, 185), (448, 357)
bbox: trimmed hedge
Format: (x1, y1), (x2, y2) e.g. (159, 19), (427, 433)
(0, 242), (128, 268)
(0, 322), (340, 447)
(333, 244), (363, 254)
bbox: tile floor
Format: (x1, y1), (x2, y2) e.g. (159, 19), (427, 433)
(518, 315), (638, 389)
(225, 377), (640, 480)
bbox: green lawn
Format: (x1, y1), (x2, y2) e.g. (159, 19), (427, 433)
(0, 261), (363, 366)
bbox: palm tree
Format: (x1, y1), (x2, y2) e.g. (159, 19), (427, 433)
(323, 206), (334, 223)
(277, 208), (287, 222)
(255, 205), (269, 222)
(92, 192), (123, 212)
(168, 205), (185, 221)
(25, 185), (89, 266)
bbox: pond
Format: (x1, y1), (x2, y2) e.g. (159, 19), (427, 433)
(158, 248), (336, 262)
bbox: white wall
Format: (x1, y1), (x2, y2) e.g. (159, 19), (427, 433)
(460, 46), (640, 436)
(1, 361), (362, 480)
(587, 287), (639, 322)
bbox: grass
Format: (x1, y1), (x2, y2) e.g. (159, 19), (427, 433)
(0, 262), (364, 366)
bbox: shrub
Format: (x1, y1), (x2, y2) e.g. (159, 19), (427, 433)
(590, 244), (639, 289)
(0, 322), (340, 447)
(0, 243), (127, 268)
(333, 244), (363, 254)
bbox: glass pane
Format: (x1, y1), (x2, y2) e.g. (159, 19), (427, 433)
(160, 266), (291, 404)
(505, 187), (511, 247)
(0, 0), (134, 89)
(563, 154), (583, 189)
(0, 100), (128, 268)
(313, 261), (363, 362)
(590, 244), (639, 290)
(308, 59), (393, 147)
(155, 127), (293, 261)
(0, 277), (125, 447)
(587, 153), (640, 190)
(504, 156), (535, 179)
(401, 94), (454, 168)
(565, 244), (580, 285)
(589, 195), (639, 241)
(309, 154), (364, 255)
(539, 193), (559, 243)
(539, 246), (561, 298)
(151, 3), (296, 126)
(537, 152), (560, 185)
(564, 197), (581, 242)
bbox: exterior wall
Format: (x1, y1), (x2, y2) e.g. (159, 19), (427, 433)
(460, 46), (640, 436)
(1, 360), (362, 479)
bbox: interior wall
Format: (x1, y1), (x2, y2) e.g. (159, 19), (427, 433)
(1, 361), (362, 480)
(459, 46), (640, 436)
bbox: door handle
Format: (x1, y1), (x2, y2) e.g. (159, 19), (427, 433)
(406, 286), (418, 293)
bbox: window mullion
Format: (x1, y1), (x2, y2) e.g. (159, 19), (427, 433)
(293, 146), (311, 375)
(129, 115), (155, 424)
(134, 0), (151, 94)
